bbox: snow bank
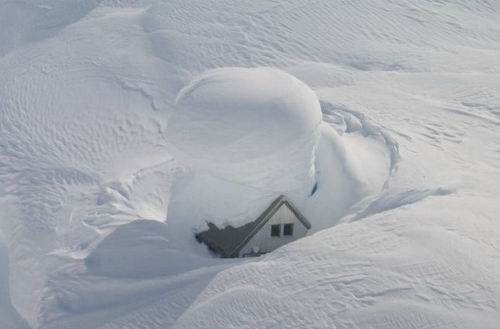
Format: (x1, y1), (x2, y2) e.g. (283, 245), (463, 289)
(0, 0), (95, 57)
(0, 234), (31, 329)
(165, 67), (323, 235)
(2, 1), (500, 328)
(165, 68), (391, 240)
(172, 196), (500, 329)
(301, 123), (366, 230)
(166, 67), (322, 191)
(85, 220), (219, 278)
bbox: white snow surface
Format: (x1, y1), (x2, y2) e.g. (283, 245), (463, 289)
(0, 1), (499, 329)
(167, 67), (322, 186)
(165, 67), (324, 231)
(0, 234), (31, 329)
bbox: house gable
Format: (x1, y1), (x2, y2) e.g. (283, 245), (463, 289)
(236, 200), (310, 257)
(230, 195), (311, 257)
(195, 195), (311, 258)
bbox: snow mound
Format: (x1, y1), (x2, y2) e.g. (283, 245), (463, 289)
(0, 234), (30, 329)
(165, 68), (390, 238)
(166, 67), (322, 191)
(84, 220), (221, 278)
(165, 68), (330, 240)
(2, 1), (500, 328)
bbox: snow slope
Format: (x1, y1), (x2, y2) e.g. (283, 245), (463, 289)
(0, 234), (31, 329)
(0, 0), (499, 328)
(167, 67), (322, 184)
(166, 67), (322, 233)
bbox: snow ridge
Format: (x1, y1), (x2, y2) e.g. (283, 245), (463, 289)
(0, 1), (499, 328)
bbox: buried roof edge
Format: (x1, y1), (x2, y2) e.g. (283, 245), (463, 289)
(228, 195), (311, 257)
(281, 198), (312, 229)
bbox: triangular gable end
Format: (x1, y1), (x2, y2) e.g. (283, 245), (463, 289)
(280, 199), (312, 230)
(229, 195), (311, 257)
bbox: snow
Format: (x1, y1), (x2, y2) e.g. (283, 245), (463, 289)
(0, 234), (31, 329)
(0, 0), (499, 329)
(173, 196), (500, 329)
(168, 67), (322, 184)
(84, 220), (222, 278)
(165, 67), (323, 231)
(165, 68), (388, 233)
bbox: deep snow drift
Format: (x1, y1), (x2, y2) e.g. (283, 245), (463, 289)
(166, 67), (388, 242)
(0, 234), (30, 329)
(166, 67), (321, 233)
(167, 67), (322, 190)
(1, 1), (500, 329)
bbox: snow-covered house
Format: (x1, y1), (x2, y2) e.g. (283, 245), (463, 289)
(195, 195), (311, 258)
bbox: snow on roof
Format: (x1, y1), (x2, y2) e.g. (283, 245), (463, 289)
(166, 67), (322, 190)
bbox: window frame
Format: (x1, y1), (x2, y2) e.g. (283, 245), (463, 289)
(271, 224), (281, 237)
(283, 223), (294, 236)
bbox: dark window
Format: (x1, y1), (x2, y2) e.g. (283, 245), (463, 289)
(283, 223), (294, 236)
(271, 224), (281, 237)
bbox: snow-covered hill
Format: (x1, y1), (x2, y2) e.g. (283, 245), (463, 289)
(0, 1), (499, 328)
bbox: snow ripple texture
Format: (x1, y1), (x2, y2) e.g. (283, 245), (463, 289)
(0, 1), (499, 329)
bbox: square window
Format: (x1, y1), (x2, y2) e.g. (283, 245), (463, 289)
(283, 223), (294, 236)
(271, 224), (281, 237)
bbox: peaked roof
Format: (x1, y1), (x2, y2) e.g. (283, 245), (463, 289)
(195, 195), (311, 258)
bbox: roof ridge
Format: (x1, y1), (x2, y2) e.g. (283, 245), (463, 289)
(229, 195), (310, 256)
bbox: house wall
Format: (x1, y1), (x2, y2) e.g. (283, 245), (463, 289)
(238, 204), (308, 257)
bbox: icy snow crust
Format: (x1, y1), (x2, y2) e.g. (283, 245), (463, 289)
(0, 1), (500, 329)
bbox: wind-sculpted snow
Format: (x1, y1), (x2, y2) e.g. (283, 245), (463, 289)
(165, 67), (321, 224)
(84, 220), (221, 278)
(167, 67), (322, 188)
(0, 0), (499, 328)
(166, 67), (323, 232)
(0, 234), (31, 329)
(0, 0), (97, 57)
(173, 197), (500, 329)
